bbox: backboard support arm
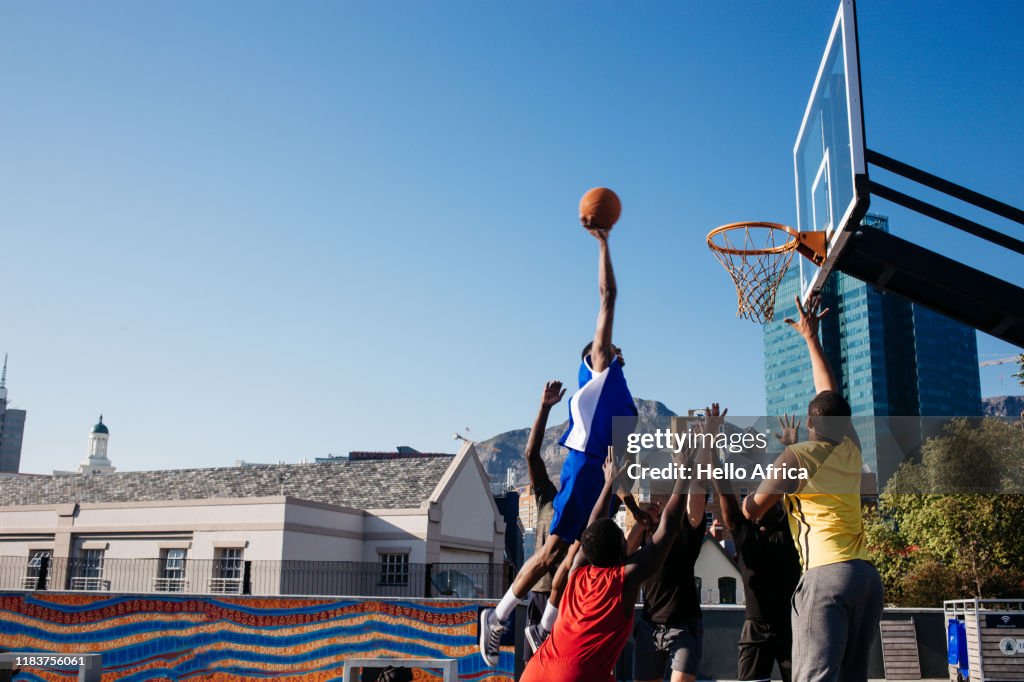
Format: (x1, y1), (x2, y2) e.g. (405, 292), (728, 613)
(869, 181), (1024, 256)
(836, 225), (1024, 347)
(866, 149), (1024, 226)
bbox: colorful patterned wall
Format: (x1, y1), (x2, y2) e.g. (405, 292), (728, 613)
(0, 592), (514, 681)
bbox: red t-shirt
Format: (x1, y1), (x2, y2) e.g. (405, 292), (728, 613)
(520, 564), (632, 682)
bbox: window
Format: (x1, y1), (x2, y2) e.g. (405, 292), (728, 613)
(719, 576), (737, 605)
(379, 553), (409, 586)
(71, 549), (107, 590)
(705, 511), (714, 525)
(210, 548), (243, 594)
(215, 548), (243, 580)
(24, 550), (52, 589)
(82, 549), (104, 579)
(156, 548), (187, 592)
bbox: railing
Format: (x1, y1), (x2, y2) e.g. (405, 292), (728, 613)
(70, 577), (110, 591)
(152, 577), (187, 592)
(208, 577), (243, 594)
(0, 555), (506, 598)
(22, 575), (51, 590)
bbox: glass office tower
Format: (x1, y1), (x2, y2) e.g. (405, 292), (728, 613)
(763, 215), (982, 485)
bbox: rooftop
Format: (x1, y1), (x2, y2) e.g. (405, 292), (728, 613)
(0, 454), (455, 510)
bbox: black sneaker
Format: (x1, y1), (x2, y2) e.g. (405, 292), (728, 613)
(525, 623), (550, 653)
(478, 607), (509, 667)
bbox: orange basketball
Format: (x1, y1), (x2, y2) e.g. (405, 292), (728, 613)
(578, 187), (621, 230)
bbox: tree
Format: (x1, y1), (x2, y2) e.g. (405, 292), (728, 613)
(886, 417), (1024, 495)
(865, 417), (1024, 606)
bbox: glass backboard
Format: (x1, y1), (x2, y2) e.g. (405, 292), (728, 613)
(794, 0), (869, 303)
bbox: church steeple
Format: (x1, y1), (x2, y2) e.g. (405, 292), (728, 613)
(81, 414), (115, 475)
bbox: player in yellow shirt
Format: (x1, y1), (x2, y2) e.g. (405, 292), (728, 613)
(742, 295), (883, 682)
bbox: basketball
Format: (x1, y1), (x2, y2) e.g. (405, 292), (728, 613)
(579, 187), (621, 230)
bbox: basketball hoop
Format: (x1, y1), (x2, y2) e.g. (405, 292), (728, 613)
(707, 222), (809, 323)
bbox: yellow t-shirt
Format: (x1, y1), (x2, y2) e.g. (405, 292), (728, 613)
(784, 436), (868, 571)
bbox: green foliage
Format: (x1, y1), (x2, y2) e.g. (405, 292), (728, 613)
(1015, 354), (1024, 388)
(886, 417), (1024, 495)
(865, 417), (1024, 606)
(867, 493), (1024, 605)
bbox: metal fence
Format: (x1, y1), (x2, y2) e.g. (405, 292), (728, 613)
(0, 555), (507, 598)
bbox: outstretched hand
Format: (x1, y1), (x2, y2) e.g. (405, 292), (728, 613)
(774, 414), (801, 446)
(784, 294), (830, 340)
(699, 403), (728, 435)
(602, 449), (620, 483)
(584, 225), (611, 243)
(541, 380), (566, 408)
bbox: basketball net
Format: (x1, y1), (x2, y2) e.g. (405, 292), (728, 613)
(707, 222), (799, 323)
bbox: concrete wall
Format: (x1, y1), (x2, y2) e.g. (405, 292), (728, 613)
(361, 511), (429, 563)
(0, 591), (514, 681)
(605, 605), (949, 680)
(439, 459), (497, 543)
(439, 547), (492, 563)
(281, 501), (365, 561)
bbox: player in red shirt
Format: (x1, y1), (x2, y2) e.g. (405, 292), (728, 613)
(521, 406), (723, 682)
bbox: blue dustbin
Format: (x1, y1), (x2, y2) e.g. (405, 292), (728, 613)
(947, 618), (969, 680)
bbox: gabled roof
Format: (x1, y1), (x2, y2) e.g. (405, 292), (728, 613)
(0, 454), (456, 510)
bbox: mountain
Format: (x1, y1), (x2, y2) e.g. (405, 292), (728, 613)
(475, 399), (677, 486)
(983, 395), (1024, 418)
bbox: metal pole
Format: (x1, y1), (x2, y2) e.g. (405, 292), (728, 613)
(867, 149), (1024, 226)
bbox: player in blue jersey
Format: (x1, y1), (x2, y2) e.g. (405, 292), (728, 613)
(479, 224), (647, 667)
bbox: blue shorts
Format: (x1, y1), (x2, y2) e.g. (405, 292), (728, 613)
(549, 449), (606, 543)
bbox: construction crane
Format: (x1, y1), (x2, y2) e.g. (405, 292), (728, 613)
(979, 355), (1023, 367)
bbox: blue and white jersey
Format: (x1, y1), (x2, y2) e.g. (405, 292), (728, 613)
(559, 354), (638, 458)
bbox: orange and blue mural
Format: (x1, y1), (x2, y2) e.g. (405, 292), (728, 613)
(0, 592), (514, 681)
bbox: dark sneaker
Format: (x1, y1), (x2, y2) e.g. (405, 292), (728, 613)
(478, 607), (509, 667)
(525, 623), (550, 653)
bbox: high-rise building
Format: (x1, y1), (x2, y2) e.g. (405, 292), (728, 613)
(0, 355), (27, 473)
(763, 215), (982, 484)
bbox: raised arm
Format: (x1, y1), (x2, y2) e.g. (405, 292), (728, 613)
(525, 381), (566, 491)
(625, 511), (649, 554)
(743, 414), (803, 522)
(784, 298), (861, 449)
(626, 405), (726, 584)
(784, 295), (837, 394)
(587, 228), (617, 374)
(709, 444), (741, 533)
(587, 447), (623, 530)
(686, 404), (726, 527)
(623, 464), (687, 586)
(743, 448), (802, 522)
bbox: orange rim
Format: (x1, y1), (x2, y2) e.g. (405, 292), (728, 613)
(706, 222), (799, 256)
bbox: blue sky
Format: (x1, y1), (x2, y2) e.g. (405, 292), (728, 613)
(2, 1), (1022, 473)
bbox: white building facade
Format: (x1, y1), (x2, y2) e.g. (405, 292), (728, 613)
(0, 443), (505, 597)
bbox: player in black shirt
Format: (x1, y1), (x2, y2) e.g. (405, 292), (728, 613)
(630, 405), (723, 682)
(712, 420), (801, 682)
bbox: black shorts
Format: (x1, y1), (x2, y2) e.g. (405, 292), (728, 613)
(526, 591), (549, 626)
(523, 591), (549, 663)
(633, 617), (703, 679)
(737, 619), (793, 682)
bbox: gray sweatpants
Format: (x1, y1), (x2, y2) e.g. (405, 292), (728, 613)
(791, 559), (884, 682)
